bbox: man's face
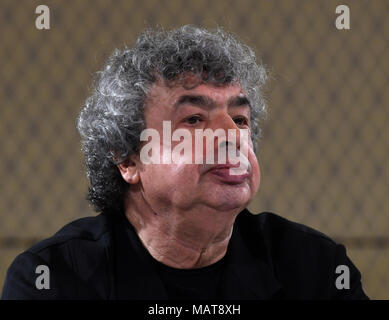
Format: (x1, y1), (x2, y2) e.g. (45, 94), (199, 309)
(133, 78), (260, 214)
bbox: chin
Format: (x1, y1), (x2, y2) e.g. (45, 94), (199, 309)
(211, 201), (248, 213)
(206, 192), (251, 212)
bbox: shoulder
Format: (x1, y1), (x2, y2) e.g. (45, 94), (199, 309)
(23, 213), (114, 269)
(237, 209), (368, 299)
(237, 210), (340, 285)
(1, 213), (116, 299)
(27, 213), (112, 255)
(237, 209), (339, 250)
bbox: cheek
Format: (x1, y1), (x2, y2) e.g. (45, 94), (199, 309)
(138, 164), (202, 209)
(139, 163), (200, 190)
(249, 151), (261, 193)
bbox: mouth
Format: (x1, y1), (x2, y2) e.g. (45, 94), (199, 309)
(207, 164), (250, 184)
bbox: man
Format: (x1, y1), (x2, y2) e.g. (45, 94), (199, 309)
(2, 25), (368, 299)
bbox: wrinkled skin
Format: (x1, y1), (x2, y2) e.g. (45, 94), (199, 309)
(118, 79), (261, 268)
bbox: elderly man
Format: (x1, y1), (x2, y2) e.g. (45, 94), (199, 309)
(2, 25), (368, 300)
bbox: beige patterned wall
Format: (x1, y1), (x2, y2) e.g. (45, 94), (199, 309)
(1, 0), (388, 299)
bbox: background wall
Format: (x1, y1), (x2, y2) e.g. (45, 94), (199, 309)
(1, 0), (388, 299)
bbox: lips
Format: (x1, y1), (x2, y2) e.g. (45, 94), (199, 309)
(207, 164), (249, 184)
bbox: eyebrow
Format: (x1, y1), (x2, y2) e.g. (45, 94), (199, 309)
(227, 95), (250, 108)
(173, 94), (250, 109)
(174, 95), (214, 109)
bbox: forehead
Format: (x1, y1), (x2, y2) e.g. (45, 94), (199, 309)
(146, 79), (246, 108)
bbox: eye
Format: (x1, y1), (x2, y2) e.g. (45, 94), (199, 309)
(184, 115), (203, 125)
(233, 116), (249, 127)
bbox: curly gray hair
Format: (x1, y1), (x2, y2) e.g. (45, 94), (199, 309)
(77, 25), (268, 214)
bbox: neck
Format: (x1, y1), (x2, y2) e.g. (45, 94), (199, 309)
(124, 190), (239, 269)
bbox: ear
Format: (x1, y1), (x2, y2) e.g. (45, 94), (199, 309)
(117, 155), (140, 185)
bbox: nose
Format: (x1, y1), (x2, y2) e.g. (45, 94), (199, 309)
(209, 112), (241, 159)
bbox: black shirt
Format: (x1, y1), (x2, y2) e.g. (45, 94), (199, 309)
(1, 209), (369, 299)
(151, 253), (227, 300)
